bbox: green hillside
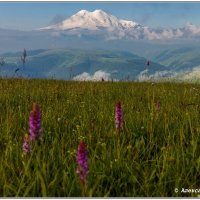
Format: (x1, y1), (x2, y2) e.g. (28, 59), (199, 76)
(153, 47), (200, 71)
(0, 48), (167, 80)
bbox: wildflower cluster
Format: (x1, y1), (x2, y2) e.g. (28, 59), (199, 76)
(22, 100), (125, 192)
(76, 140), (89, 184)
(23, 102), (42, 155)
(29, 103), (42, 140)
(115, 101), (123, 131)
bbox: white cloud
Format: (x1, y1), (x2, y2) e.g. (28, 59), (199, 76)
(178, 66), (200, 81)
(143, 27), (185, 41)
(149, 70), (177, 79)
(137, 69), (177, 81)
(137, 69), (150, 81)
(175, 28), (184, 37)
(162, 29), (175, 39)
(73, 70), (111, 81)
(185, 22), (200, 35)
(143, 28), (162, 40)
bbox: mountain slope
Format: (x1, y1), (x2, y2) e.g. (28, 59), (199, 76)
(0, 48), (167, 80)
(153, 47), (200, 71)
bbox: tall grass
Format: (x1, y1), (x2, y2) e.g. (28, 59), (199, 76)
(0, 78), (200, 197)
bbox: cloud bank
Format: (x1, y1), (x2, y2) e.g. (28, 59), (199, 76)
(72, 70), (111, 81)
(137, 69), (177, 81)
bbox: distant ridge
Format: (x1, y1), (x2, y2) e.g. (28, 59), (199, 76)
(0, 48), (167, 80)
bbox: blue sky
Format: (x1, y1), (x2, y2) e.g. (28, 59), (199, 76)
(1, 2), (200, 30)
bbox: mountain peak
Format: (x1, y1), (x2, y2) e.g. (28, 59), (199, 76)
(77, 9), (90, 15)
(92, 9), (110, 16)
(93, 9), (106, 13)
(78, 9), (89, 13)
(41, 9), (139, 31)
(77, 9), (109, 15)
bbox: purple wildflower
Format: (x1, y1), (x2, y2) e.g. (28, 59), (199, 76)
(23, 134), (31, 154)
(115, 101), (123, 131)
(29, 103), (42, 140)
(76, 140), (89, 184)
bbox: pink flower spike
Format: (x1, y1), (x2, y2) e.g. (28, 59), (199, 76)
(23, 134), (31, 154)
(115, 101), (123, 131)
(29, 103), (42, 141)
(76, 140), (88, 184)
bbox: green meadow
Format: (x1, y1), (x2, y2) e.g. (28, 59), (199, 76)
(1, 78), (200, 197)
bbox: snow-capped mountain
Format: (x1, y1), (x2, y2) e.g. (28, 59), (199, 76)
(41, 9), (141, 31)
(40, 9), (200, 41)
(2, 9), (200, 54)
(40, 9), (149, 40)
